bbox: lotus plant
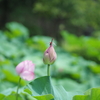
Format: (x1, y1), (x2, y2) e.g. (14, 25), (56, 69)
(15, 60), (35, 100)
(43, 39), (57, 76)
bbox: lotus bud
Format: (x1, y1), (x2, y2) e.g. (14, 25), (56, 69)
(16, 60), (35, 81)
(43, 39), (57, 65)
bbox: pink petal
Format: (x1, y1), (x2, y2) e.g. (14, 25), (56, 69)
(23, 60), (35, 72)
(20, 70), (34, 81)
(43, 45), (57, 64)
(43, 52), (50, 64)
(49, 46), (57, 61)
(16, 62), (25, 74)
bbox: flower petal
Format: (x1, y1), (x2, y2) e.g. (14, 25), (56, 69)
(43, 52), (50, 64)
(49, 45), (57, 62)
(16, 62), (25, 74)
(20, 71), (34, 81)
(23, 60), (35, 72)
(43, 44), (57, 64)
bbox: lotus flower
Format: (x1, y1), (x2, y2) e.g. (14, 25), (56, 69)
(16, 60), (35, 81)
(43, 39), (57, 64)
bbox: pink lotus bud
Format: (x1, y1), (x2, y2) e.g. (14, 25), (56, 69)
(43, 39), (57, 64)
(16, 60), (35, 81)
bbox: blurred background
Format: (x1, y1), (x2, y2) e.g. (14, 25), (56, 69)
(0, 0), (100, 93)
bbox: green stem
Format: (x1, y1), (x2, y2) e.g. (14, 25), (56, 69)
(47, 64), (50, 76)
(16, 77), (21, 100)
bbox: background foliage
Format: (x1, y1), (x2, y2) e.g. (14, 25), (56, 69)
(0, 0), (100, 37)
(0, 22), (100, 95)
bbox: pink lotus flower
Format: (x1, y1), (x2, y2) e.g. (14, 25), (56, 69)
(16, 60), (35, 81)
(43, 39), (57, 64)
